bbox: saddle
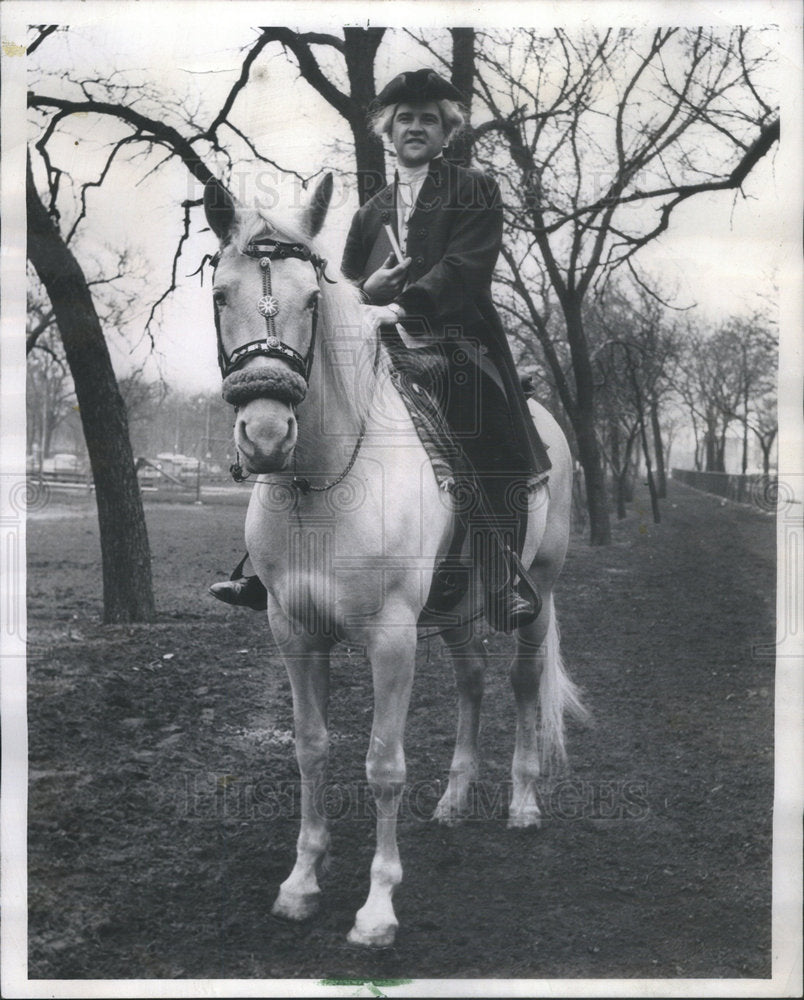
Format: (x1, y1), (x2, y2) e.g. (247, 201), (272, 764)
(384, 337), (544, 629)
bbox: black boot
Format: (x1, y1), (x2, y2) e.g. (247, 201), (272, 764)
(464, 465), (542, 634)
(480, 533), (540, 633)
(209, 554), (268, 611)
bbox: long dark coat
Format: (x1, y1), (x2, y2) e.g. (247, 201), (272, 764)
(341, 156), (551, 477)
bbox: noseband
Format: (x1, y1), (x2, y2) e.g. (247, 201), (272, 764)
(213, 238), (334, 407)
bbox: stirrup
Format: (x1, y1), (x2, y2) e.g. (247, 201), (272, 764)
(484, 586), (539, 633)
(504, 545), (542, 617)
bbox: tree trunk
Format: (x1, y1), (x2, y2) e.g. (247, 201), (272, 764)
(716, 429), (727, 472)
(27, 154), (155, 623)
(741, 371), (751, 475)
(609, 419), (621, 504)
(625, 446), (638, 501)
(704, 419), (718, 472)
(754, 428), (776, 477)
(574, 410), (611, 544)
(650, 400), (667, 498)
(343, 28), (387, 205)
(448, 28), (475, 165)
(616, 433), (636, 520)
(563, 300), (611, 544)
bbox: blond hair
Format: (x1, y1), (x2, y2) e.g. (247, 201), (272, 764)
(370, 99), (466, 144)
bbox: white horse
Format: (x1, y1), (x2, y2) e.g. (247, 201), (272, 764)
(203, 173), (586, 948)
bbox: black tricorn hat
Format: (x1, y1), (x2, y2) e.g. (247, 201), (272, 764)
(376, 68), (464, 106)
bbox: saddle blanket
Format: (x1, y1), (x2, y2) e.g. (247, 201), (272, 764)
(382, 338), (544, 624)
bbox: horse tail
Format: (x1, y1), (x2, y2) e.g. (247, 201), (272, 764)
(538, 598), (590, 771)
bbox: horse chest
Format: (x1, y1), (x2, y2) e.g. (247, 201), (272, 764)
(245, 490), (400, 626)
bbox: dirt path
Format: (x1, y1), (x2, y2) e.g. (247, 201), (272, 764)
(25, 481), (776, 981)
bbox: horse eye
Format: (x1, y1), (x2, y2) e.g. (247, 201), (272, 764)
(213, 290), (227, 307)
(306, 290), (320, 310)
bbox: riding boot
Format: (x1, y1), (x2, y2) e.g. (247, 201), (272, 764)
(208, 554), (268, 611)
(438, 342), (542, 632)
(475, 524), (541, 633)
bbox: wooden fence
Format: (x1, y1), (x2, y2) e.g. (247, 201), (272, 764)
(671, 468), (778, 510)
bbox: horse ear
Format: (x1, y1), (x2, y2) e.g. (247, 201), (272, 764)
(204, 178), (237, 240)
(303, 173), (334, 238)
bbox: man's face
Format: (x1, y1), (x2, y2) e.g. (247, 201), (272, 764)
(390, 101), (446, 168)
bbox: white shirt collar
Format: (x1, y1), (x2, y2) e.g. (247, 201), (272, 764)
(395, 155), (442, 187)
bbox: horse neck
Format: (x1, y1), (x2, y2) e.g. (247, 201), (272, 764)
(291, 297), (376, 476)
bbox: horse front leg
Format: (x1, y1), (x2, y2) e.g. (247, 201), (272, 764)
(272, 636), (332, 921)
(433, 622), (487, 824)
(347, 615), (417, 948)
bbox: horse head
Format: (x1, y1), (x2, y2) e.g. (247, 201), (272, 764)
(204, 173), (335, 474)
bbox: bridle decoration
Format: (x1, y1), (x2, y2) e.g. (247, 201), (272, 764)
(214, 237), (334, 389)
(208, 236), (380, 489)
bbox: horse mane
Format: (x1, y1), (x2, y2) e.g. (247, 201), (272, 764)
(231, 204), (377, 417)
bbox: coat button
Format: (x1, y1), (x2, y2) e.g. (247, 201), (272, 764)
(416, 228), (427, 238)
(415, 256), (424, 266)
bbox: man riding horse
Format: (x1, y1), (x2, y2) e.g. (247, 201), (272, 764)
(210, 68), (552, 632)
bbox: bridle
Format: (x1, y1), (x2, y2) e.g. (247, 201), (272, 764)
(212, 236), (334, 382)
(208, 235), (380, 489)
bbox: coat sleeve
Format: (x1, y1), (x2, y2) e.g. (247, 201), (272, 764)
(340, 208), (367, 285)
(397, 172), (503, 322)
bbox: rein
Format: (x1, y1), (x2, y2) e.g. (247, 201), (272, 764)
(207, 236), (380, 490)
(291, 331), (382, 495)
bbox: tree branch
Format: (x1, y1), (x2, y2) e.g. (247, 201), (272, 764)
(26, 309), (56, 354)
(204, 32), (276, 139)
(27, 25), (58, 55)
(28, 92), (217, 186)
(256, 27), (354, 120)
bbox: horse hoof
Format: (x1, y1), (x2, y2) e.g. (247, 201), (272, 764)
(346, 921), (398, 948)
(432, 801), (465, 826)
(507, 810), (542, 830)
(271, 890), (320, 921)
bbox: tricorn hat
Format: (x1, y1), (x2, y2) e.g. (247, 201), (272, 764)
(376, 68), (465, 106)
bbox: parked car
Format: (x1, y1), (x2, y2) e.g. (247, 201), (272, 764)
(40, 453), (85, 475)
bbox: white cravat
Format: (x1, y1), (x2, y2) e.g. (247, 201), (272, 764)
(395, 161), (431, 253)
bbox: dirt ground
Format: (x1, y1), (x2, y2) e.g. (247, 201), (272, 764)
(24, 480), (776, 982)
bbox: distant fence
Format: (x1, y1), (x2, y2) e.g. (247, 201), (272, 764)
(33, 471), (94, 493)
(27, 470), (249, 508)
(671, 469), (778, 510)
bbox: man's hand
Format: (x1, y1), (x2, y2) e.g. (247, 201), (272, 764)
(362, 253), (411, 304)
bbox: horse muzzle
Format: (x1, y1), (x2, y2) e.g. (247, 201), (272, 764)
(222, 364), (306, 473)
(234, 397), (298, 473)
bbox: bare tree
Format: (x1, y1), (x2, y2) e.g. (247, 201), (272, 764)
(28, 24), (779, 555)
(26, 319), (76, 467)
(446, 26), (779, 543)
(672, 313), (775, 474)
(26, 26), (328, 620)
(27, 153), (155, 623)
(724, 314), (777, 474)
(747, 394), (778, 476)
(253, 28), (387, 203)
